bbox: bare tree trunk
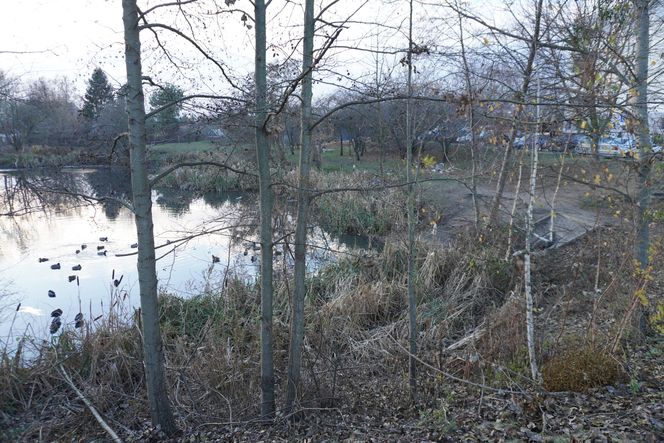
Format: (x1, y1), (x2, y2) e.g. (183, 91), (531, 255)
(589, 107), (601, 160)
(524, 114), (541, 383)
(121, 0), (176, 435)
(486, 0), (544, 230)
(549, 151), (566, 243)
(378, 101), (385, 176)
(285, 0), (314, 414)
(505, 151), (525, 261)
(457, 6), (480, 229)
(405, 0), (418, 402)
(633, 0), (651, 270)
(313, 142), (322, 170)
(375, 46), (385, 176)
(254, 0), (275, 419)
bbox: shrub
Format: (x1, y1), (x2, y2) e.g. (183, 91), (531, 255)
(306, 171), (404, 236)
(542, 346), (626, 392)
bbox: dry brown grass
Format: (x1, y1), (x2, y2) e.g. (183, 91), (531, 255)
(281, 170), (405, 236)
(2, 223), (660, 440)
(542, 346), (627, 392)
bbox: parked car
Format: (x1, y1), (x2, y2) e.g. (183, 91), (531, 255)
(456, 132), (472, 143)
(549, 133), (594, 153)
(598, 137), (623, 157)
(552, 134), (589, 152)
(616, 138), (638, 159)
(619, 140), (664, 159)
(513, 136), (525, 149)
(574, 135), (593, 154)
(514, 134), (554, 150)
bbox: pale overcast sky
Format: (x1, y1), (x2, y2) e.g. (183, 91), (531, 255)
(2, 1), (125, 83)
(1, 0), (497, 98)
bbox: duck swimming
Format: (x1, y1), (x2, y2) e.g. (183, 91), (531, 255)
(74, 313), (84, 329)
(50, 317), (61, 334)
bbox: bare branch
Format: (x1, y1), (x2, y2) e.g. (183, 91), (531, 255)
(149, 161), (257, 187)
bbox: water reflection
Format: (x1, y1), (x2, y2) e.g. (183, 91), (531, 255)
(86, 168), (132, 220)
(0, 168), (369, 352)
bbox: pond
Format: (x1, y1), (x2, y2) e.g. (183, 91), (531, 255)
(0, 168), (368, 352)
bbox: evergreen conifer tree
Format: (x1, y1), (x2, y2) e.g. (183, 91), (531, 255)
(81, 68), (114, 120)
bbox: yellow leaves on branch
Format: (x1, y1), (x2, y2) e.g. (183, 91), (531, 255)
(634, 288), (649, 307)
(650, 303), (664, 334)
(421, 155), (436, 169)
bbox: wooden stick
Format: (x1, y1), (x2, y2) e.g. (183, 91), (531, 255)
(59, 364), (123, 443)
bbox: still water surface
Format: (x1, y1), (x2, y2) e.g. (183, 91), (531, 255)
(0, 168), (363, 350)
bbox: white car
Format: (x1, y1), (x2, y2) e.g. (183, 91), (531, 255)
(598, 138), (622, 157)
(456, 133), (472, 143)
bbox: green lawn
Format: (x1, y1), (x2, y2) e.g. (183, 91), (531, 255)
(286, 146), (404, 174)
(147, 140), (220, 154)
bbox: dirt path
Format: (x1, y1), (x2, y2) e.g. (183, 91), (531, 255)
(420, 169), (621, 248)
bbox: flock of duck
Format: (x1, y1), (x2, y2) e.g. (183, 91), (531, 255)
(49, 309), (84, 334)
(212, 241), (283, 265)
(42, 238), (270, 334)
(39, 237), (112, 285)
(40, 236), (130, 335)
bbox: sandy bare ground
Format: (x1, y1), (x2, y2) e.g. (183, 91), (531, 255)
(420, 158), (637, 247)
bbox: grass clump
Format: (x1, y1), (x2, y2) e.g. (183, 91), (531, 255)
(542, 346), (626, 392)
(154, 156), (257, 193)
(159, 277), (262, 354)
(308, 171), (403, 236)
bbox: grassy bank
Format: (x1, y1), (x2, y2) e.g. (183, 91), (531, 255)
(305, 170), (404, 236)
(1, 227), (661, 441)
(0, 145), (102, 169)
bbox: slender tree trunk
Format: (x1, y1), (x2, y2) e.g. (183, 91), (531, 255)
(589, 105), (601, 159)
(590, 130), (600, 159)
(457, 6), (480, 229)
(254, 0), (275, 419)
(313, 143), (322, 170)
(633, 0), (651, 269)
(405, 0), (418, 402)
(505, 150), (525, 261)
(121, 0), (176, 435)
(549, 151), (566, 243)
(486, 0), (544, 230)
(378, 102), (385, 176)
(524, 133), (541, 382)
(285, 0), (314, 414)
(375, 45), (385, 177)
